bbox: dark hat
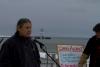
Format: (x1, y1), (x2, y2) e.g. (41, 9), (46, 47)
(93, 23), (100, 32)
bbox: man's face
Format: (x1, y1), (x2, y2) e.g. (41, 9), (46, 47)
(96, 32), (100, 38)
(18, 22), (32, 37)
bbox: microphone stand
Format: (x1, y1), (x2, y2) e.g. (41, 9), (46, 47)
(34, 39), (60, 67)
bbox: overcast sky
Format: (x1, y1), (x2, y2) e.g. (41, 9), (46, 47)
(0, 0), (100, 37)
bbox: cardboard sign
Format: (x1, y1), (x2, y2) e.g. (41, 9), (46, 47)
(57, 45), (84, 67)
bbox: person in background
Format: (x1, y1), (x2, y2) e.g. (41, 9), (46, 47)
(0, 18), (41, 67)
(78, 23), (100, 67)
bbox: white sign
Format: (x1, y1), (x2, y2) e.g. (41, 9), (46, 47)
(57, 45), (84, 67)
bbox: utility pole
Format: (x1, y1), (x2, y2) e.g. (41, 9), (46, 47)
(40, 28), (44, 39)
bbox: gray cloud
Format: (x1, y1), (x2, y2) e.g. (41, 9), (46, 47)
(0, 0), (100, 37)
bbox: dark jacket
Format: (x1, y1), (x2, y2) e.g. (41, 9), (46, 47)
(83, 35), (100, 67)
(0, 32), (41, 67)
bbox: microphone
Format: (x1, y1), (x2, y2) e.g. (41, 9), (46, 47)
(33, 39), (45, 49)
(33, 38), (60, 67)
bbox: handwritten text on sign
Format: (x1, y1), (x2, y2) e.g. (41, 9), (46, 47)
(57, 45), (84, 67)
